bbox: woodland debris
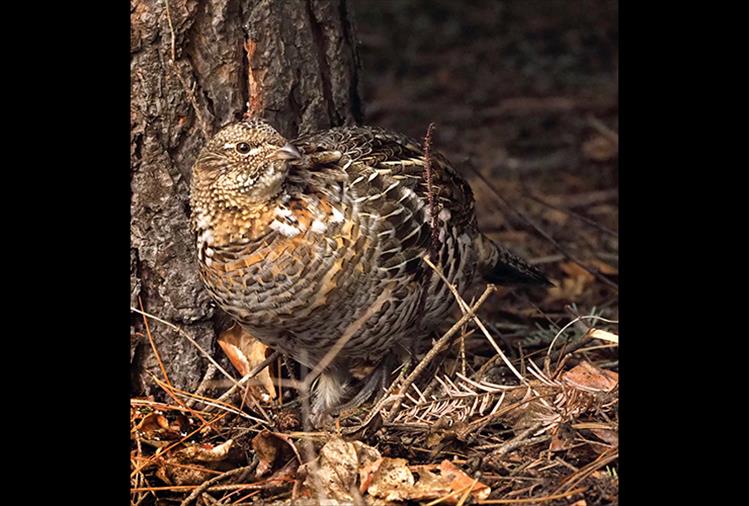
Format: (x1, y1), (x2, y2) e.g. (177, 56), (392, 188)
(217, 325), (276, 402)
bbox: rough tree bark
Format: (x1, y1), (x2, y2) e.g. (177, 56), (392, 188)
(130, 0), (362, 395)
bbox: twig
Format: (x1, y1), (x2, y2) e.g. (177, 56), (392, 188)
(137, 297), (171, 388)
(150, 375), (260, 425)
(470, 168), (618, 291)
(553, 448), (618, 494)
(422, 122), (439, 252)
(544, 314), (619, 377)
(587, 115), (619, 144)
(344, 356), (411, 433)
(209, 351), (280, 411)
(136, 299), (216, 428)
(423, 480), (478, 506)
(383, 284), (496, 424)
(179, 462), (258, 506)
(130, 307), (241, 390)
(486, 422), (546, 461)
(422, 256), (526, 384)
(478, 486), (587, 504)
(130, 412), (228, 478)
(524, 192), (617, 238)
(186, 364), (218, 408)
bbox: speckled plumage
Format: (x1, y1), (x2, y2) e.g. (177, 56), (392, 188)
(190, 119), (548, 417)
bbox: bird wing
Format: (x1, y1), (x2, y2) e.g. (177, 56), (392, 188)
(292, 126), (478, 276)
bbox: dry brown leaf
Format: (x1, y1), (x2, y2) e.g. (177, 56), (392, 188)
(404, 460), (491, 503)
(297, 438), (489, 504)
(252, 430), (301, 478)
(582, 135), (617, 161)
(217, 325), (276, 401)
(297, 437), (380, 502)
(366, 458), (416, 501)
(562, 361), (618, 393)
(253, 431), (284, 478)
(571, 500), (588, 506)
(560, 262), (596, 282)
(549, 424), (576, 453)
(136, 412), (169, 433)
(179, 439), (234, 462)
(135, 412), (184, 442)
(543, 208), (570, 225)
(546, 262), (596, 302)
(590, 428), (619, 447)
(157, 439), (236, 486)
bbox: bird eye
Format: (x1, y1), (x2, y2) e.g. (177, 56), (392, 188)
(236, 142), (252, 154)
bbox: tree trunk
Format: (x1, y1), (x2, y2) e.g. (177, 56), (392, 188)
(130, 0), (362, 395)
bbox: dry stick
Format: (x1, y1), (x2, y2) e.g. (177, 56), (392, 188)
(131, 398), (215, 416)
(344, 356), (412, 434)
(179, 463), (257, 506)
(423, 480), (478, 506)
(470, 168), (618, 291)
(130, 412), (228, 479)
(150, 376), (268, 424)
(554, 448), (618, 494)
(131, 307), (242, 390)
(477, 487), (587, 504)
(383, 284), (496, 424)
(186, 364), (218, 408)
(136, 298), (216, 429)
(523, 192), (618, 238)
(422, 256), (526, 384)
(422, 122), (439, 252)
(486, 422), (546, 462)
(209, 351), (280, 412)
(137, 298), (172, 388)
(587, 115), (619, 144)
(543, 314), (619, 377)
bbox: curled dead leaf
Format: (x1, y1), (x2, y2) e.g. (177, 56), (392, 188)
(156, 440), (236, 486)
(217, 325), (276, 401)
(298, 437), (378, 502)
(252, 430), (301, 478)
(366, 458), (416, 501)
(297, 438), (489, 504)
(546, 262), (596, 302)
(179, 439), (234, 462)
(562, 361), (618, 393)
(582, 135), (617, 161)
(590, 428), (619, 447)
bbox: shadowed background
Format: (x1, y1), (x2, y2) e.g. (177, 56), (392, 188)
(352, 0), (618, 326)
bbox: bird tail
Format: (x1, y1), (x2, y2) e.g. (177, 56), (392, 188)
(476, 234), (552, 287)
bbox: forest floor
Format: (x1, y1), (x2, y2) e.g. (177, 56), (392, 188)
(130, 1), (618, 504)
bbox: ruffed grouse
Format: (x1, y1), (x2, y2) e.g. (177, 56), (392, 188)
(190, 119), (548, 419)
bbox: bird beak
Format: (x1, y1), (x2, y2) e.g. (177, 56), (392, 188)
(273, 143), (302, 161)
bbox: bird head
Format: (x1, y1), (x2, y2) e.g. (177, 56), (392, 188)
(191, 119), (302, 212)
